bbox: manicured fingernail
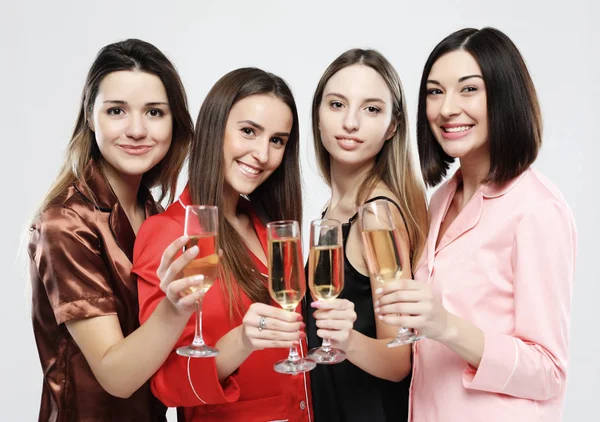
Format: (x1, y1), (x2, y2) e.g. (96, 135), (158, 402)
(188, 245), (199, 254)
(299, 322), (306, 328)
(378, 315), (383, 320)
(299, 332), (307, 338)
(192, 275), (204, 283)
(374, 307), (380, 314)
(375, 288), (383, 295)
(375, 300), (379, 307)
(311, 301), (321, 308)
(296, 314), (304, 321)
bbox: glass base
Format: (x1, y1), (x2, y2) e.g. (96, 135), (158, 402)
(386, 328), (423, 348)
(177, 343), (219, 358)
(274, 357), (316, 375)
(308, 346), (346, 364)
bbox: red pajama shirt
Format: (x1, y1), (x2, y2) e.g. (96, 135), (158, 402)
(133, 186), (313, 422)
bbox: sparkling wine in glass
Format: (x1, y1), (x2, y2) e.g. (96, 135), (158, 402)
(267, 220), (316, 374)
(176, 205), (220, 358)
(307, 219), (346, 364)
(358, 200), (422, 347)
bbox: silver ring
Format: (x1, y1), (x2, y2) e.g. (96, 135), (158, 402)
(258, 316), (267, 331)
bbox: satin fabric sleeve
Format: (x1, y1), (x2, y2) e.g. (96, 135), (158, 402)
(462, 199), (577, 400)
(133, 215), (241, 407)
(29, 206), (117, 325)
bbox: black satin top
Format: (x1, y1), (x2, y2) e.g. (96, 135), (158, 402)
(306, 196), (411, 422)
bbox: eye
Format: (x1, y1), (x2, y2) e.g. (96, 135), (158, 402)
(330, 101), (344, 109)
(147, 109), (164, 117)
(365, 106), (381, 114)
(270, 137), (285, 146)
(461, 86), (478, 93)
(426, 88), (443, 96)
(107, 107), (124, 116)
(241, 127), (255, 136)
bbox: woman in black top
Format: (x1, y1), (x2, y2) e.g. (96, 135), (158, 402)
(306, 49), (429, 421)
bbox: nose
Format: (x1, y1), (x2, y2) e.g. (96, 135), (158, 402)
(440, 92), (461, 119)
(125, 113), (148, 140)
(342, 109), (360, 133)
(251, 137), (269, 164)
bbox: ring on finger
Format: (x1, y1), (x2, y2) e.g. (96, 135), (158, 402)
(258, 316), (267, 331)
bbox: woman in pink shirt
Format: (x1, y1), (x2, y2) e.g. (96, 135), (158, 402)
(375, 27), (577, 421)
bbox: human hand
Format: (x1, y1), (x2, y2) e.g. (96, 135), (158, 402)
(311, 299), (356, 351)
(240, 303), (305, 351)
(156, 235), (205, 315)
(375, 279), (450, 341)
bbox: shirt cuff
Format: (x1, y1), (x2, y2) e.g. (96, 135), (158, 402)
(187, 356), (241, 404)
(54, 296), (117, 325)
(462, 332), (518, 393)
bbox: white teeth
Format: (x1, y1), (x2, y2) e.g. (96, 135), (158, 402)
(444, 125), (473, 133)
(238, 162), (260, 175)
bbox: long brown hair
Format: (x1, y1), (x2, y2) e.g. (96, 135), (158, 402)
(37, 39), (193, 215)
(188, 67), (302, 314)
(312, 49), (428, 267)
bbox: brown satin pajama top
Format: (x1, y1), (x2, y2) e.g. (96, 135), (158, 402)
(28, 160), (166, 422)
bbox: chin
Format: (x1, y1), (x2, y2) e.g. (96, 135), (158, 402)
(231, 181), (262, 196)
(116, 163), (156, 177)
(333, 154), (374, 168)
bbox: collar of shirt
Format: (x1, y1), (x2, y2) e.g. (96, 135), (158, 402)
(446, 167), (529, 199)
(73, 158), (159, 261)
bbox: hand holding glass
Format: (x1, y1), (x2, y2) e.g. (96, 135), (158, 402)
(267, 220), (316, 374)
(176, 205), (220, 358)
(358, 200), (422, 347)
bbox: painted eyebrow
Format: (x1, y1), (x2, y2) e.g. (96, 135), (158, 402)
(237, 120), (290, 138)
(324, 92), (386, 104)
(427, 74), (484, 85)
(102, 100), (169, 106)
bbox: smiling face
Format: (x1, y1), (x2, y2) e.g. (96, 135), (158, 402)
(318, 64), (396, 170)
(222, 93), (293, 196)
(425, 50), (489, 164)
(91, 70), (173, 180)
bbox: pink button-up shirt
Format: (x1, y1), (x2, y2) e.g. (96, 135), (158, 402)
(410, 168), (577, 422)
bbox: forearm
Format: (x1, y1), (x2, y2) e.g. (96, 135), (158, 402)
(97, 299), (190, 397)
(437, 312), (485, 368)
(215, 325), (253, 383)
(345, 330), (411, 382)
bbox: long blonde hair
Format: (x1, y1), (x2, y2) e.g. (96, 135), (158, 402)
(36, 39), (193, 216)
(312, 49), (428, 267)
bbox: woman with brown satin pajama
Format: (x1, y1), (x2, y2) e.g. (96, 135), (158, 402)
(28, 39), (198, 421)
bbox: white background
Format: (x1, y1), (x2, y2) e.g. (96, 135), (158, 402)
(1, 0), (597, 420)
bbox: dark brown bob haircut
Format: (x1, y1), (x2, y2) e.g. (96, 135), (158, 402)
(417, 27), (542, 187)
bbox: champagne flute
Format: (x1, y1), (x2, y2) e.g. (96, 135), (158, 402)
(176, 205), (220, 358)
(358, 200), (422, 347)
(266, 220), (316, 374)
(307, 219), (346, 364)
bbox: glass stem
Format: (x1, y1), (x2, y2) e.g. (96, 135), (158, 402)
(287, 308), (300, 362)
(288, 345), (300, 363)
(192, 300), (206, 347)
(321, 338), (332, 352)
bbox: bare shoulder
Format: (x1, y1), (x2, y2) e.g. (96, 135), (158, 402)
(365, 186), (409, 240)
